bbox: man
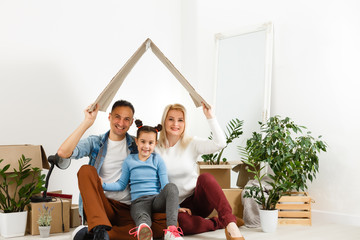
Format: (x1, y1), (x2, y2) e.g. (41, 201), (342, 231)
(57, 100), (166, 240)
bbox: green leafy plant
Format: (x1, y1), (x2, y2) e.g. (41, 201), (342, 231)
(239, 115), (327, 210)
(37, 204), (53, 226)
(240, 160), (287, 210)
(202, 118), (243, 165)
(0, 155), (46, 213)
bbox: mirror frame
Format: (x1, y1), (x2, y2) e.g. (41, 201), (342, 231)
(213, 22), (273, 124)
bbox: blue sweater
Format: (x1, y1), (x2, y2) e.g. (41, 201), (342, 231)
(102, 153), (169, 201)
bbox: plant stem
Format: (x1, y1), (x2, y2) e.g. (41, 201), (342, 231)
(216, 148), (225, 164)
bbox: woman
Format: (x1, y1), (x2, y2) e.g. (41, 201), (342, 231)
(156, 103), (245, 240)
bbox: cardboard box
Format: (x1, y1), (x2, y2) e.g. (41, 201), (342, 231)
(208, 188), (243, 218)
(0, 145), (49, 171)
(27, 199), (70, 235)
(47, 191), (79, 227)
(198, 162), (242, 189)
(224, 189), (243, 218)
(0, 145), (50, 198)
(232, 163), (256, 188)
(71, 204), (81, 228)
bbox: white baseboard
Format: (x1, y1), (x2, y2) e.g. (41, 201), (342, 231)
(312, 209), (360, 226)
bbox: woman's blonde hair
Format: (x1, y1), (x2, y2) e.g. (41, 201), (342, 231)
(158, 103), (191, 149)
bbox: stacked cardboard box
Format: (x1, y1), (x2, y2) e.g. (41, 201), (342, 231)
(27, 198), (71, 235)
(71, 204), (81, 228)
(47, 192), (81, 228)
(0, 145), (75, 235)
(0, 145), (50, 199)
(198, 161), (243, 218)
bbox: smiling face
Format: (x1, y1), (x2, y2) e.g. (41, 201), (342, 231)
(135, 131), (157, 161)
(164, 109), (185, 138)
(108, 106), (134, 141)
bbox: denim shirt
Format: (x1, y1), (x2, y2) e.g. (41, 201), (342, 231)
(70, 130), (138, 222)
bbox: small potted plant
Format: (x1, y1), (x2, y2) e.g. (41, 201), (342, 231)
(0, 155), (46, 237)
(37, 204), (53, 238)
(240, 115), (327, 232)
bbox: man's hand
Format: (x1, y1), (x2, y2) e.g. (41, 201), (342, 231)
(84, 104), (99, 127)
(178, 208), (192, 215)
(57, 103), (100, 159)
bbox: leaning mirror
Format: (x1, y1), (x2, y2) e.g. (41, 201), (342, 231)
(214, 22), (273, 185)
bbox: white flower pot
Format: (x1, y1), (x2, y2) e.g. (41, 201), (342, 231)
(259, 209), (278, 233)
(39, 226), (51, 238)
(0, 211), (28, 237)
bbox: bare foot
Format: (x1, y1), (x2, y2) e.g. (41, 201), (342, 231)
(226, 222), (242, 237)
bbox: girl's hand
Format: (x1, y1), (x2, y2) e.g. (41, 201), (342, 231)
(179, 208), (192, 215)
(99, 177), (104, 185)
(202, 102), (214, 119)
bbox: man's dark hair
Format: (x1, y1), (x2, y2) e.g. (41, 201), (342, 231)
(111, 100), (135, 114)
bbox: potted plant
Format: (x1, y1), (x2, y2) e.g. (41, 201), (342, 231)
(198, 118), (243, 189)
(240, 115), (327, 232)
(0, 155), (46, 237)
(37, 204), (53, 238)
(201, 118), (244, 165)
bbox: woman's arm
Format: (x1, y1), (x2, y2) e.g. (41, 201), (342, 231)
(157, 154), (169, 190)
(192, 103), (226, 155)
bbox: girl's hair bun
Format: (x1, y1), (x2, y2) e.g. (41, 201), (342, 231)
(154, 124), (162, 132)
(135, 119), (143, 128)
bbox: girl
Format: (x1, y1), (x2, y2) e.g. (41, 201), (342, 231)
(156, 103), (245, 240)
(101, 120), (183, 240)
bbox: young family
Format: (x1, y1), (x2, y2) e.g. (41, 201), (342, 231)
(57, 100), (244, 240)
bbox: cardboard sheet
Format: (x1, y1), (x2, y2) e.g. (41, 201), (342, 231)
(90, 38), (209, 112)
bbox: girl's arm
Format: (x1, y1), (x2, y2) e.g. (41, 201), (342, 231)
(102, 161), (130, 191)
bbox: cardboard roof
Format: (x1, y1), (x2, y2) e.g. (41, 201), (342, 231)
(89, 38), (209, 112)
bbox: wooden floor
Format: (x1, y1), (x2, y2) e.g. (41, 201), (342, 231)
(2, 217), (359, 240)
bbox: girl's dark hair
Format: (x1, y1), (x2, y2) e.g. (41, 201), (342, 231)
(135, 119), (162, 139)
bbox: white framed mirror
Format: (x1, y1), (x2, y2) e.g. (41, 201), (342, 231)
(214, 22), (273, 167)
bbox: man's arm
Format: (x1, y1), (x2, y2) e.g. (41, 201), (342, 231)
(57, 104), (99, 158)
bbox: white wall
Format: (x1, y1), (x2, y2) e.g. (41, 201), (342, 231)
(0, 0), (193, 204)
(181, 0), (360, 224)
(2, 0), (359, 225)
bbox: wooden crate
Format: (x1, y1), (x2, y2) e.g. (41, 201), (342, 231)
(276, 192), (312, 225)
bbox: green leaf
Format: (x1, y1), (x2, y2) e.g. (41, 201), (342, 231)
(239, 115), (327, 209)
(0, 155), (46, 212)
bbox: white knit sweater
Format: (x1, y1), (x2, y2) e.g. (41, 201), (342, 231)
(156, 118), (226, 203)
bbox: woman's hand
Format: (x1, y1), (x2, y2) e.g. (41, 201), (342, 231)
(178, 208), (192, 215)
(202, 102), (214, 119)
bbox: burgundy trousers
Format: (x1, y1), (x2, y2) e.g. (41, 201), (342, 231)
(178, 173), (237, 235)
(77, 165), (167, 240)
